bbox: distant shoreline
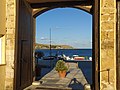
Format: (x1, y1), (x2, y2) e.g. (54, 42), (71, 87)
(35, 43), (74, 49)
(35, 43), (92, 50)
(35, 48), (92, 50)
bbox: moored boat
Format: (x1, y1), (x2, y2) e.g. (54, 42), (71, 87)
(74, 56), (85, 60)
(62, 54), (92, 61)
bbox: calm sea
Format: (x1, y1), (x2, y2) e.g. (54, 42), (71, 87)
(35, 49), (92, 57)
(36, 49), (92, 85)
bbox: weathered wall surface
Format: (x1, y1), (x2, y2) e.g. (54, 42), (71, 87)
(0, 66), (5, 90)
(5, 0), (16, 89)
(100, 0), (116, 90)
(0, 0), (6, 36)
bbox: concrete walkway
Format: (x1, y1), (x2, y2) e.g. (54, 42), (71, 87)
(24, 62), (89, 90)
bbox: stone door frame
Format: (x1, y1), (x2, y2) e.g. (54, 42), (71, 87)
(14, 0), (100, 90)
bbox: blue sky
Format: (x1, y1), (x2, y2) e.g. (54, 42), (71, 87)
(36, 8), (92, 49)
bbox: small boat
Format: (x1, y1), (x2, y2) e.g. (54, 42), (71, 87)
(74, 56), (85, 60)
(62, 54), (92, 61)
(43, 56), (56, 60)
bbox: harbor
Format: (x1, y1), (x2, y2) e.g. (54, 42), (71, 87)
(25, 49), (92, 90)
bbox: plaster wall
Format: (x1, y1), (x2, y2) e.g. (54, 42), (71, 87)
(0, 0), (6, 36)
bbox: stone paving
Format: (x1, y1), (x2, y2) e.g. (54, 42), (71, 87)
(24, 62), (89, 90)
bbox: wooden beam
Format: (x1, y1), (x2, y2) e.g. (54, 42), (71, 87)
(27, 0), (90, 4)
(30, 1), (92, 8)
(92, 0), (100, 89)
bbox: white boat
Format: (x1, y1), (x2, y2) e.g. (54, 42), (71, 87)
(62, 54), (92, 61)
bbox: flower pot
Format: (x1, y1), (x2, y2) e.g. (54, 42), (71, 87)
(59, 71), (66, 78)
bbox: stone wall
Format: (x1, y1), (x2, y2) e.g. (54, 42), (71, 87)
(5, 0), (16, 89)
(100, 0), (116, 90)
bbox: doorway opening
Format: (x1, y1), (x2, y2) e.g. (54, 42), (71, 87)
(35, 8), (92, 87)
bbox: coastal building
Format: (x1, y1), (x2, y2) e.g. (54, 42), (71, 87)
(0, 0), (119, 90)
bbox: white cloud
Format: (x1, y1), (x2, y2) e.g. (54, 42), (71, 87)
(40, 37), (49, 40)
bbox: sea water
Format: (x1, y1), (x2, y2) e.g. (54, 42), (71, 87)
(35, 49), (92, 85)
(35, 49), (92, 57)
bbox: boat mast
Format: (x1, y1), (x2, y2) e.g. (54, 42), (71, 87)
(50, 28), (52, 56)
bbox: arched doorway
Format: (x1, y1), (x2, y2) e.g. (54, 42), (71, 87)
(14, 0), (100, 90)
(35, 7), (92, 84)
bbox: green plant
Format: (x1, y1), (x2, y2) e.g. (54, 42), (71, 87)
(55, 60), (68, 72)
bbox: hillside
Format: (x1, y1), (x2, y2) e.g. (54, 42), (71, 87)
(35, 43), (74, 49)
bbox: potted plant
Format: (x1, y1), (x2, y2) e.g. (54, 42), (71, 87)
(55, 60), (68, 78)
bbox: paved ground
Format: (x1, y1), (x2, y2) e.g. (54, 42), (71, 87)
(24, 62), (89, 90)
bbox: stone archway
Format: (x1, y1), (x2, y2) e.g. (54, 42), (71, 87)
(14, 0), (100, 90)
(31, 1), (100, 90)
(32, 6), (92, 18)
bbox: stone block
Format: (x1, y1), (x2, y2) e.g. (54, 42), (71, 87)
(101, 8), (115, 14)
(101, 31), (114, 41)
(102, 0), (115, 8)
(101, 14), (114, 21)
(101, 40), (114, 49)
(101, 21), (114, 31)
